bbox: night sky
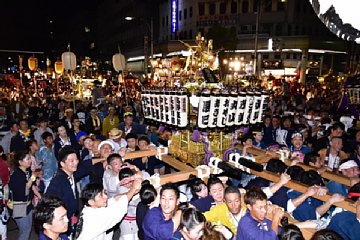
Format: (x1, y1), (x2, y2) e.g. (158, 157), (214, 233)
(0, 0), (97, 52)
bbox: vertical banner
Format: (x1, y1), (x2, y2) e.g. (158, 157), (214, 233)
(171, 0), (178, 33)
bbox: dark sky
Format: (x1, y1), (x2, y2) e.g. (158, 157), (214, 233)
(0, 0), (97, 52)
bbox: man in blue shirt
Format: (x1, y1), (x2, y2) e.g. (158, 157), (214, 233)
(327, 159), (360, 197)
(33, 196), (69, 240)
(287, 170), (344, 221)
(237, 188), (284, 240)
(327, 183), (360, 240)
(36, 131), (57, 191)
(45, 146), (96, 237)
(142, 182), (182, 240)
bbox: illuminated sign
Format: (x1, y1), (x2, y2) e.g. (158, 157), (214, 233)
(171, 0), (178, 33)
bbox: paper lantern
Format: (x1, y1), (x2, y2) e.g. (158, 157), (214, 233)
(28, 56), (38, 71)
(197, 90), (211, 129)
(54, 60), (64, 74)
(235, 91), (247, 126)
(216, 90), (229, 128)
(250, 91), (262, 124)
(208, 90), (220, 128)
(61, 52), (77, 71)
(112, 53), (126, 72)
(177, 90), (188, 128)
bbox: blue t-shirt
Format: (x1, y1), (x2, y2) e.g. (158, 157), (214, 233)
(191, 195), (215, 213)
(326, 181), (348, 197)
(171, 230), (185, 240)
(253, 140), (266, 150)
(328, 211), (360, 240)
(287, 190), (323, 221)
(237, 211), (278, 240)
(143, 207), (174, 240)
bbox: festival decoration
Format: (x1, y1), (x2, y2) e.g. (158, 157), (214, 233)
(112, 53), (126, 72)
(54, 60), (64, 74)
(61, 51), (76, 71)
(141, 33), (268, 167)
(28, 56), (38, 71)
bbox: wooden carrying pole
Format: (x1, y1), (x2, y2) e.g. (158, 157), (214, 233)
(157, 154), (317, 239)
(227, 160), (356, 213)
(236, 146), (352, 187)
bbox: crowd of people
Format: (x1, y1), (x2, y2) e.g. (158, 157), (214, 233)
(0, 80), (358, 240)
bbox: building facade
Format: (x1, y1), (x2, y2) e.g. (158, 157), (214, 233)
(157, 0), (358, 76)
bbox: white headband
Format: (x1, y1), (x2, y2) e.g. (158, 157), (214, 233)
(339, 160), (358, 171)
(98, 140), (115, 151)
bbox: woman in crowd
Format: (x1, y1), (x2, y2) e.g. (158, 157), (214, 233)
(190, 176), (224, 212)
(8, 151), (38, 240)
(172, 208), (206, 240)
(187, 175), (208, 201)
(54, 125), (77, 160)
(136, 181), (158, 239)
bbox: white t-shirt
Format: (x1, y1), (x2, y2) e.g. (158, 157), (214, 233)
(77, 195), (129, 240)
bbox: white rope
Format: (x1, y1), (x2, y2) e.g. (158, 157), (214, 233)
(229, 153), (241, 168)
(146, 173), (161, 189)
(156, 147), (168, 160)
(196, 165), (211, 179)
(276, 149), (290, 162)
(209, 157), (223, 174)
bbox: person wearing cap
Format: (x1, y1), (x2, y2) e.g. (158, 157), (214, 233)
(89, 140), (115, 185)
(76, 131), (87, 147)
(327, 159), (360, 197)
(33, 117), (54, 146)
(107, 128), (127, 153)
(327, 183), (360, 240)
(102, 107), (119, 137)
